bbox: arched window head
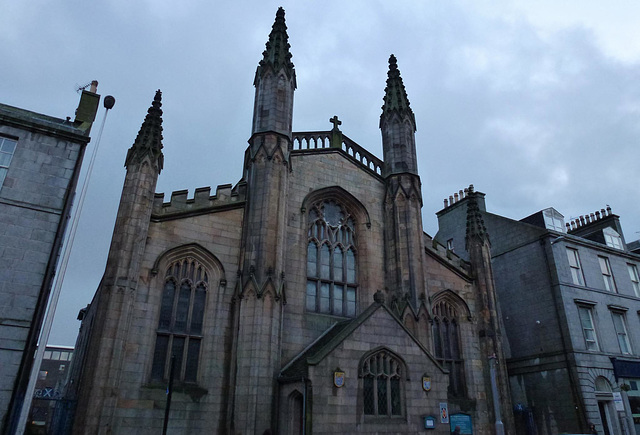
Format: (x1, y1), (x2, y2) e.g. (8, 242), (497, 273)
(359, 349), (404, 417)
(595, 376), (613, 393)
(306, 200), (357, 317)
(432, 300), (465, 397)
(151, 258), (209, 383)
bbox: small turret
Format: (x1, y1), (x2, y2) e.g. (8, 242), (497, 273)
(251, 7), (296, 137)
(380, 55), (425, 308)
(380, 55), (418, 177)
(73, 90), (166, 431)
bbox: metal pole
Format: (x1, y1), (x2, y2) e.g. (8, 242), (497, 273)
(489, 354), (505, 435)
(163, 355), (176, 435)
(16, 97), (115, 435)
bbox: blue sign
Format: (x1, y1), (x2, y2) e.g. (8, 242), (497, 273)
(423, 416), (436, 429)
(450, 413), (472, 434)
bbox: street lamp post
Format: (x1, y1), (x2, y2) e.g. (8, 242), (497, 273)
(489, 353), (505, 435)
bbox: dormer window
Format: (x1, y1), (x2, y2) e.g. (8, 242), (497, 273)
(603, 227), (623, 250)
(543, 208), (565, 232)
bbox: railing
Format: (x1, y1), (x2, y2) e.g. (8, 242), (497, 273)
(292, 131), (383, 176)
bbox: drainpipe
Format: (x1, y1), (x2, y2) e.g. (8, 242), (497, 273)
(302, 377), (308, 435)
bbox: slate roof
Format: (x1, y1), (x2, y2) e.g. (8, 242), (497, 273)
(0, 103), (90, 142)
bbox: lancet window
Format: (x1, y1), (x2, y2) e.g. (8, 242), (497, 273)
(151, 258), (208, 383)
(306, 200), (357, 317)
(360, 349), (404, 417)
(432, 300), (465, 397)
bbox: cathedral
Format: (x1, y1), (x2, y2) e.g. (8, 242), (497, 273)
(68, 8), (514, 434)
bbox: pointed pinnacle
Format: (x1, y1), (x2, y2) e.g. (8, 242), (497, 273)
(256, 7), (295, 81)
(465, 189), (490, 249)
(380, 54), (416, 130)
(125, 89), (164, 173)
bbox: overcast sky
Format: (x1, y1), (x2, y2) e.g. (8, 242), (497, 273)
(2, 1), (640, 345)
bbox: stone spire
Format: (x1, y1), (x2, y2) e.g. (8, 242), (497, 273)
(380, 54), (415, 130)
(465, 186), (490, 250)
(251, 8), (296, 137)
(125, 90), (164, 173)
(254, 7), (295, 83)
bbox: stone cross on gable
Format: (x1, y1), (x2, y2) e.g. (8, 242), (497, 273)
(329, 116), (342, 131)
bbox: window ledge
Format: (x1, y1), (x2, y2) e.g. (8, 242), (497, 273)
(362, 415), (406, 424)
(143, 381), (208, 402)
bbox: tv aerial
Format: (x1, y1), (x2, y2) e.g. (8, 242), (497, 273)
(75, 81), (94, 93)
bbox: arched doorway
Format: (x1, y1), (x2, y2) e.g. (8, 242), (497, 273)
(594, 376), (617, 435)
(287, 390), (303, 435)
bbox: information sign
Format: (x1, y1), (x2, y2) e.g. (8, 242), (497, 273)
(449, 413), (473, 434)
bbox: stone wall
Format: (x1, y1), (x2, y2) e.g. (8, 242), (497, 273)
(0, 120), (85, 429)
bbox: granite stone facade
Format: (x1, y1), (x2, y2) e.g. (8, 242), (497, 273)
(68, 9), (514, 435)
(0, 88), (97, 433)
(436, 189), (640, 435)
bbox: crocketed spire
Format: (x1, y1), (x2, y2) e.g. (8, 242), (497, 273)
(125, 90), (164, 173)
(380, 54), (416, 130)
(465, 186), (490, 249)
(255, 7), (295, 82)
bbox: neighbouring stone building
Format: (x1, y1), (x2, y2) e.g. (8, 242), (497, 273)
(27, 345), (74, 434)
(68, 9), (515, 434)
(0, 86), (98, 433)
(436, 188), (640, 435)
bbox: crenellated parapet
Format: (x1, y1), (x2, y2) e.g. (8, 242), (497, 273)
(151, 181), (247, 219)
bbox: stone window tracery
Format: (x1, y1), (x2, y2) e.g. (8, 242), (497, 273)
(432, 300), (465, 397)
(151, 258), (208, 383)
(306, 200), (357, 317)
(360, 349), (403, 417)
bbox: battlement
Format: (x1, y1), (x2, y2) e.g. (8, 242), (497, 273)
(152, 181), (247, 218)
(292, 131), (384, 177)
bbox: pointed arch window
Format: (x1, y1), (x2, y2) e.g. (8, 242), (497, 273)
(432, 300), (465, 397)
(151, 258), (208, 383)
(306, 200), (357, 317)
(360, 349), (404, 417)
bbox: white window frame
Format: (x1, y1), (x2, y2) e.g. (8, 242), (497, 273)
(0, 136), (17, 189)
(567, 248), (585, 286)
(598, 256), (617, 292)
(578, 305), (599, 351)
(611, 311), (632, 354)
(628, 264), (640, 297)
(543, 208), (565, 232)
(603, 227), (623, 250)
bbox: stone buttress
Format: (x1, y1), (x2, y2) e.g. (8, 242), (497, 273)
(72, 91), (164, 434)
(465, 188), (515, 434)
(231, 8), (295, 434)
(380, 55), (427, 308)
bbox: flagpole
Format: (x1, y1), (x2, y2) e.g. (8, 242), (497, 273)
(163, 355), (176, 435)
